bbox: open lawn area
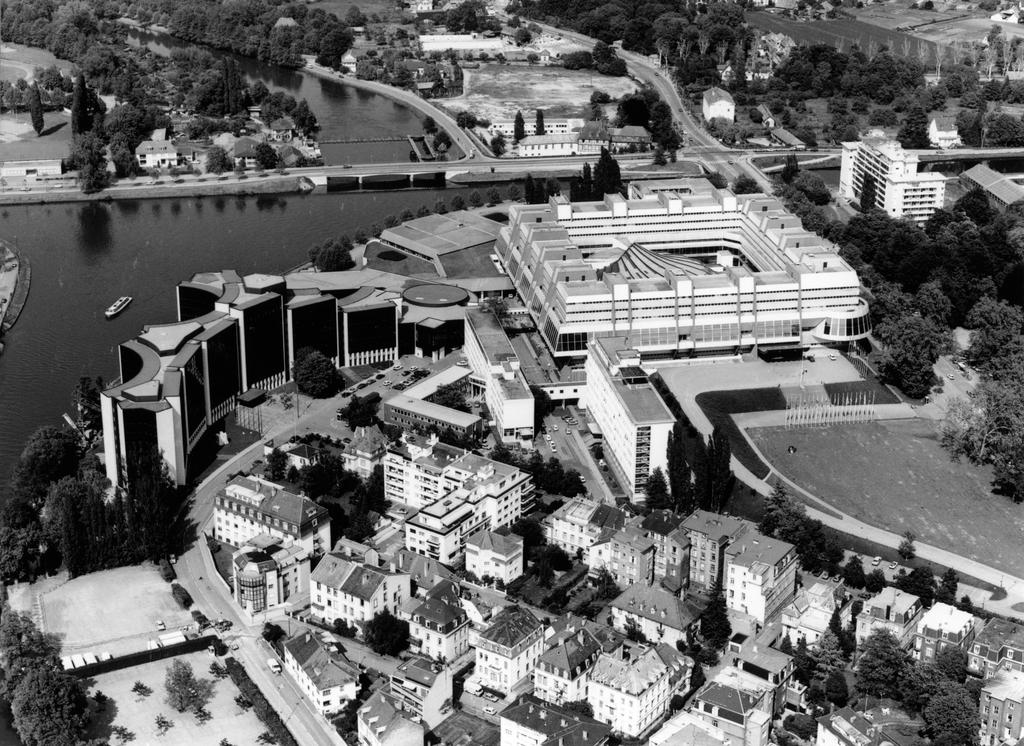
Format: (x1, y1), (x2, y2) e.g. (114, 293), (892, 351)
(695, 388), (787, 480)
(83, 651), (266, 745)
(28, 564), (191, 654)
(749, 419), (1024, 577)
(445, 63), (637, 122)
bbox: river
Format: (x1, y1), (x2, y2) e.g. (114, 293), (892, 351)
(126, 28), (426, 165)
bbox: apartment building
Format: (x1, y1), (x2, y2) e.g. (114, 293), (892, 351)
(402, 579), (470, 663)
(839, 138), (946, 223)
(533, 626), (604, 706)
(732, 641), (800, 716)
(588, 641), (692, 739)
(231, 535), (310, 615)
(855, 588), (924, 649)
(589, 525), (657, 588)
(683, 511), (752, 591)
(609, 584), (703, 648)
(690, 679), (772, 746)
(213, 475), (330, 556)
(282, 632), (359, 716)
(583, 338), (674, 501)
(310, 554), (411, 634)
(495, 181), (869, 363)
(357, 690), (424, 746)
(543, 497), (627, 558)
(913, 602), (982, 665)
(466, 529), (525, 585)
(464, 308), (535, 445)
(782, 581), (850, 647)
(385, 434), (532, 565)
(500, 696), (611, 746)
(724, 531), (798, 625)
(638, 510), (691, 593)
(388, 655), (453, 729)
(980, 666), (1024, 746)
(969, 619), (1024, 679)
(476, 606), (545, 694)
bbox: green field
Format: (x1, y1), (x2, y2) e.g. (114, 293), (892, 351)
(749, 419), (1024, 577)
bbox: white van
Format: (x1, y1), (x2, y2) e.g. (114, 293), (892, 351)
(267, 658), (282, 674)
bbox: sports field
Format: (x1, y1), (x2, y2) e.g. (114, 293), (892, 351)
(749, 419), (1024, 576)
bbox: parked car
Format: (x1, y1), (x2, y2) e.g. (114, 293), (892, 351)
(889, 561), (899, 570)
(156, 620), (166, 631)
(484, 706), (497, 715)
(871, 556), (881, 566)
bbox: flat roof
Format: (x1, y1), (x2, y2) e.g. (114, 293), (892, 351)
(402, 283), (469, 307)
(379, 210), (502, 257)
(384, 393), (481, 428)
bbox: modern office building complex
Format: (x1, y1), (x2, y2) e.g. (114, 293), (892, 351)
(584, 338), (674, 500)
(495, 179), (869, 363)
(840, 138), (946, 223)
(102, 269), (474, 487)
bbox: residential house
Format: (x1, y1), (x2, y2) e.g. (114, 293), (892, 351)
(637, 510), (690, 594)
(282, 631), (359, 716)
(815, 707), (876, 746)
(357, 690), (425, 746)
(269, 116), (297, 141)
(609, 584), (703, 649)
(912, 602), (982, 665)
(341, 50), (363, 74)
(388, 655), (453, 728)
(466, 530), (524, 585)
(334, 537), (379, 565)
(724, 530), (798, 625)
(609, 126), (651, 152)
(969, 618), (1024, 678)
(543, 497), (626, 559)
(231, 535), (311, 615)
(263, 439), (320, 471)
(135, 139), (179, 170)
(782, 581), (850, 647)
(579, 121), (611, 154)
(756, 104), (776, 129)
(702, 87), (735, 123)
(517, 133), (579, 157)
(981, 665), (1024, 745)
(690, 678), (772, 746)
(683, 511), (751, 591)
(310, 554), (411, 635)
(855, 588), (924, 649)
(390, 548), (458, 595)
(731, 636), (799, 716)
(175, 141), (208, 169)
(233, 136), (262, 169)
(588, 641), (692, 739)
(402, 579), (470, 663)
(533, 626), (605, 706)
(928, 114), (962, 148)
(343, 424), (390, 479)
(591, 525), (657, 588)
(476, 606), (545, 694)
(500, 696), (611, 746)
(213, 475), (330, 556)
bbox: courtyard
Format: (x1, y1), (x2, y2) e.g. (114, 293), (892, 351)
(748, 419), (1024, 577)
(83, 651), (267, 745)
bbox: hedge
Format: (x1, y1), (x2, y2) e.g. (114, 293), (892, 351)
(225, 657), (299, 746)
(170, 583), (193, 609)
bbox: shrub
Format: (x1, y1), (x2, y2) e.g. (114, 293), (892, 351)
(225, 658), (299, 746)
(170, 583), (193, 609)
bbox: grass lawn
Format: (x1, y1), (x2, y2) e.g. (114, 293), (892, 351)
(695, 388), (787, 479)
(83, 651), (266, 745)
(749, 419), (1024, 577)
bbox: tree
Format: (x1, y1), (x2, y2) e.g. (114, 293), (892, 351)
(510, 516), (546, 553)
(732, 174), (759, 194)
(855, 629), (908, 699)
(592, 148), (622, 195)
(309, 237), (355, 272)
(468, 190), (484, 208)
(513, 110), (525, 143)
(877, 315), (952, 398)
(253, 142), (279, 170)
(0, 612), (62, 700)
(865, 568), (887, 593)
(897, 104), (930, 149)
(898, 530), (917, 560)
(165, 660), (214, 713)
(965, 297), (1024, 369)
(896, 566), (936, 606)
(28, 83), (44, 136)
(824, 669), (849, 707)
(317, 27), (355, 70)
(451, 195), (466, 211)
(363, 610), (410, 656)
(423, 116), (437, 135)
(341, 394), (379, 429)
(490, 132), (506, 156)
(10, 667), (88, 746)
(293, 348), (340, 398)
(701, 580), (731, 650)
(935, 646), (967, 683)
(535, 109), (546, 136)
(593, 566), (620, 599)
(815, 629), (846, 678)
(71, 73), (89, 135)
(431, 382), (470, 412)
(843, 555), (866, 589)
(935, 568), (960, 606)
(205, 146), (232, 174)
(924, 682), (979, 746)
(644, 467), (671, 510)
(12, 425), (81, 503)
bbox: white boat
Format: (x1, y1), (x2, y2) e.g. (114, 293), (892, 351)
(105, 296), (133, 318)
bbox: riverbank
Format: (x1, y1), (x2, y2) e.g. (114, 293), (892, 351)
(0, 242), (30, 337)
(0, 173), (312, 207)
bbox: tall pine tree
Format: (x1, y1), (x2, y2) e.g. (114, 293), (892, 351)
(701, 580), (731, 650)
(513, 110), (525, 142)
(535, 109), (546, 136)
(28, 83), (44, 136)
(897, 104), (930, 149)
(666, 422), (694, 513)
(70, 73), (87, 136)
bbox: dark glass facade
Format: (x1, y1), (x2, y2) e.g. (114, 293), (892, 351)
(290, 299), (337, 361)
(205, 323), (241, 414)
(181, 351), (208, 442)
(243, 296), (285, 387)
(344, 305), (396, 356)
(177, 284), (218, 321)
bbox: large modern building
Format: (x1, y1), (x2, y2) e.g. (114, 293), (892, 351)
(839, 138), (946, 223)
(101, 268), (475, 487)
(583, 338), (674, 501)
(495, 180), (869, 363)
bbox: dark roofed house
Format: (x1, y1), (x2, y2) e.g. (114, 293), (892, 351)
(579, 121), (610, 154)
(610, 126), (651, 152)
(609, 584), (704, 647)
(401, 579), (470, 661)
(477, 606), (545, 693)
(534, 625), (605, 705)
(283, 631), (359, 715)
(500, 695), (611, 746)
(691, 680), (772, 745)
(214, 475), (331, 555)
(310, 553), (411, 633)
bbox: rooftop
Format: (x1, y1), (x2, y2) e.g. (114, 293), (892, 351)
(589, 642), (690, 695)
(500, 696), (610, 746)
(480, 606), (541, 648)
(985, 666), (1024, 701)
(610, 585), (703, 632)
(0, 138), (69, 162)
(380, 210), (502, 258)
(703, 86), (734, 105)
(682, 510), (751, 544)
(539, 627), (603, 675)
(975, 618), (1024, 652)
(358, 691), (424, 743)
(466, 529), (523, 557)
(384, 392), (481, 429)
(283, 632), (359, 692)
(724, 530), (795, 570)
(863, 587), (921, 616)
(917, 602), (977, 634)
(310, 554), (403, 601)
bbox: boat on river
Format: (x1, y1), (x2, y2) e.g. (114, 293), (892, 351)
(105, 296), (133, 319)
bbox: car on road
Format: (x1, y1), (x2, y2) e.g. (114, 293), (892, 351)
(818, 570), (829, 579)
(375, 372), (385, 380)
(230, 642), (239, 651)
(484, 706), (497, 715)
(828, 353), (837, 361)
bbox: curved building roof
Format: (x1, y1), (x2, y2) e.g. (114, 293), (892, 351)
(606, 243), (713, 281)
(402, 283), (470, 307)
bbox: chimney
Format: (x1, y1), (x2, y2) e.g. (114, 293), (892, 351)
(390, 562), (397, 574)
(305, 632), (311, 643)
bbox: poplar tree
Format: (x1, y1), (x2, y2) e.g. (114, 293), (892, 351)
(28, 83), (44, 136)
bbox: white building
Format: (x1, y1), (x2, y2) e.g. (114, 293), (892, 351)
(815, 707), (876, 746)
(928, 115), (962, 149)
(357, 690), (425, 746)
(310, 554), (411, 634)
(683, 511), (753, 592)
(476, 606), (545, 694)
(912, 601), (981, 665)
(782, 581), (849, 647)
(282, 632), (359, 716)
(466, 530), (524, 585)
(855, 587), (924, 649)
(839, 138), (946, 223)
(542, 496), (626, 559)
(533, 626), (606, 706)
(650, 709), (730, 746)
(342, 425), (390, 479)
(135, 139), (179, 170)
(385, 435), (532, 565)
(724, 530), (798, 625)
(231, 535), (311, 615)
(213, 475), (331, 556)
(496, 180), (870, 363)
(402, 579), (470, 663)
(500, 696), (611, 746)
(583, 338), (674, 501)
(388, 655), (454, 729)
(464, 309), (535, 445)
(419, 33), (505, 53)
(491, 118), (584, 139)
(691, 679), (772, 746)
(702, 87), (735, 123)
(589, 642), (692, 739)
(517, 133), (580, 157)
(609, 584), (702, 648)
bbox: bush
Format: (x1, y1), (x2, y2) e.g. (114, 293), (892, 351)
(784, 713), (817, 740)
(170, 583), (193, 609)
(225, 658), (298, 746)
(159, 558), (176, 582)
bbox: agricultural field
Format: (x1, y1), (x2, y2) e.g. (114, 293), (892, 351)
(444, 63), (638, 122)
(748, 11), (940, 55)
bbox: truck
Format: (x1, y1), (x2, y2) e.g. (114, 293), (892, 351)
(267, 658), (282, 674)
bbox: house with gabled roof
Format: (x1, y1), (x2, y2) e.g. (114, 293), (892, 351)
(401, 578), (469, 662)
(476, 605), (544, 694)
(467, 529), (524, 585)
(358, 690), (424, 746)
(702, 87), (735, 123)
(609, 584), (704, 648)
(690, 677), (771, 746)
(282, 631), (359, 715)
(533, 625), (606, 706)
(310, 553), (410, 635)
(500, 695), (611, 746)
